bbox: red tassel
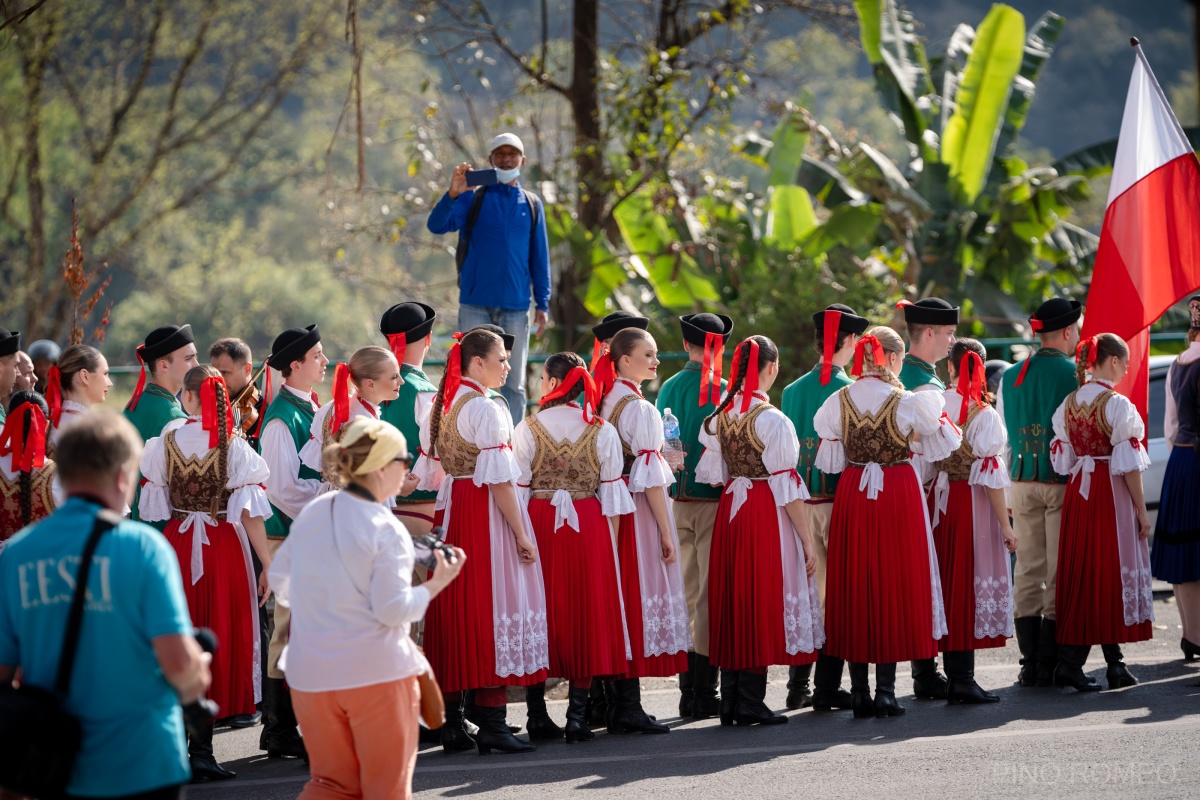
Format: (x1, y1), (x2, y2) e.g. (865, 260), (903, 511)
(200, 376), (234, 449)
(851, 334), (886, 377)
(329, 362), (351, 434)
(592, 351), (617, 403)
(895, 299), (914, 308)
(740, 338), (760, 413)
(956, 350), (986, 424)
(124, 345), (148, 412)
(820, 310), (842, 386)
(539, 366), (600, 424)
(699, 332), (724, 406)
(443, 332), (465, 414)
(387, 333), (407, 364)
(724, 341), (745, 414)
(1076, 335), (1100, 372)
(0, 402), (48, 471)
(1014, 316), (1046, 389)
(46, 365), (63, 426)
(590, 339), (604, 372)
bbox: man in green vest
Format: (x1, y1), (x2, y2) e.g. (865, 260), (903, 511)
(123, 324), (197, 526)
(0, 327), (21, 425)
(997, 297), (1081, 688)
(656, 312), (733, 719)
(780, 304), (868, 712)
(898, 297), (959, 700)
(379, 302), (440, 536)
(258, 323), (327, 761)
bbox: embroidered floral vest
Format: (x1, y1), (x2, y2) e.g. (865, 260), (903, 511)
(839, 387), (909, 466)
(1065, 388), (1115, 458)
(931, 404), (981, 482)
(438, 392), (484, 478)
(0, 463), (58, 540)
(715, 404), (772, 479)
(165, 430), (232, 520)
(606, 394), (640, 475)
(527, 414), (603, 499)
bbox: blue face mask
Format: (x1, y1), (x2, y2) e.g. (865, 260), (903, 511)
(495, 166), (521, 183)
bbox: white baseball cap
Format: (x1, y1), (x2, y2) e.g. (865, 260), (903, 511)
(489, 132), (524, 154)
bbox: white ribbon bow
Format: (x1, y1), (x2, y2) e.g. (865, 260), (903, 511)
(726, 477), (754, 521)
(931, 471), (951, 527)
(550, 489), (581, 532)
(1069, 455), (1097, 500)
(857, 462), (885, 500)
(177, 511), (217, 585)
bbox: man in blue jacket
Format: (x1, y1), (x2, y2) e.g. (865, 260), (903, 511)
(427, 132), (551, 423)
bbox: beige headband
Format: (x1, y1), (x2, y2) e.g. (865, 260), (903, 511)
(340, 417), (409, 475)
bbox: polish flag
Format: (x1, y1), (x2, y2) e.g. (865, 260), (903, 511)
(1082, 41), (1200, 428)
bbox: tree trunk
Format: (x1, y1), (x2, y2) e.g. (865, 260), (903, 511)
(18, 15), (54, 340)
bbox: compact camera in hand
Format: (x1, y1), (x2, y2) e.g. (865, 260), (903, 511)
(413, 526), (458, 571)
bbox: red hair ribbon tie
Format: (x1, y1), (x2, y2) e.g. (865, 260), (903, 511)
(46, 365), (64, 427)
(699, 332), (724, 406)
(199, 376), (235, 448)
(820, 311), (842, 386)
(955, 350), (987, 424)
(1076, 335), (1100, 374)
(328, 362), (352, 434)
(443, 332), (466, 414)
(592, 351), (617, 404)
(850, 334), (886, 378)
(0, 402), (48, 471)
(539, 366), (601, 424)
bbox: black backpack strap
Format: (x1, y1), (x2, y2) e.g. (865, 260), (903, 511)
(455, 186), (489, 277)
(52, 508), (121, 695)
(523, 188), (541, 258)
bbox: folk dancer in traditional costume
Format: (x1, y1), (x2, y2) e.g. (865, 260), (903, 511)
(46, 344), (112, 449)
(997, 297), (1081, 687)
(595, 327), (689, 735)
(257, 324), (328, 760)
(1151, 296), (1200, 662)
(779, 304), (869, 712)
(416, 328), (549, 755)
(209, 338), (264, 449)
(696, 335), (824, 726)
(124, 324), (198, 525)
(0, 326), (21, 425)
(655, 313), (733, 720)
(513, 353), (635, 743)
(896, 297), (959, 699)
(380, 302), (441, 536)
(139, 367), (274, 781)
(1049, 333), (1152, 691)
(925, 339), (1017, 704)
(0, 392), (62, 546)
(815, 327), (961, 718)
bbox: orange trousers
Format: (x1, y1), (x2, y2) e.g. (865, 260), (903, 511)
(292, 677), (420, 800)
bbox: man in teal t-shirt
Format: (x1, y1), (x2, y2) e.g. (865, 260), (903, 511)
(379, 302), (440, 535)
(779, 303), (868, 713)
(997, 297), (1081, 688)
(123, 324), (197, 526)
(656, 312), (733, 719)
(0, 412), (205, 798)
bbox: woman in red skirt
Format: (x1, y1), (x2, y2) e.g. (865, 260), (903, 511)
(0, 392), (62, 545)
(815, 326), (961, 718)
(513, 353), (634, 743)
(926, 339), (1017, 704)
(417, 328), (549, 754)
(695, 335), (823, 726)
(1049, 333), (1152, 691)
(596, 327), (689, 735)
(140, 366), (274, 781)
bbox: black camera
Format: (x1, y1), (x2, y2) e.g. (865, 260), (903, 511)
(413, 526), (458, 571)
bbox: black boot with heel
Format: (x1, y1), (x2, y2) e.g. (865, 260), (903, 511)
(1053, 644), (1102, 692)
(945, 650), (999, 705)
(1013, 616), (1041, 687)
(785, 663), (813, 710)
(812, 650), (853, 712)
(1102, 644), (1138, 689)
(874, 663), (905, 718)
(734, 670), (787, 726)
(440, 694), (476, 753)
(849, 662), (872, 719)
(525, 682), (564, 741)
(564, 683), (595, 744)
(189, 720), (236, 782)
(475, 704), (536, 755)
(692, 654), (721, 719)
(607, 679), (670, 735)
(719, 669), (739, 726)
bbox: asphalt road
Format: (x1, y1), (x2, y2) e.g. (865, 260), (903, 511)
(195, 593), (1200, 800)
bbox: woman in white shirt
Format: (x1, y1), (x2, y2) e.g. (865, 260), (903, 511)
(46, 344), (113, 448)
(270, 417), (464, 800)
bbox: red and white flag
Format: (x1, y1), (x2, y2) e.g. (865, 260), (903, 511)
(1083, 42), (1200, 427)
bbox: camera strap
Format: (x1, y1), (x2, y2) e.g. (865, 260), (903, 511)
(54, 508), (122, 696)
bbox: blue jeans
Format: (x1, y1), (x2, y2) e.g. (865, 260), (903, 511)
(458, 304), (531, 423)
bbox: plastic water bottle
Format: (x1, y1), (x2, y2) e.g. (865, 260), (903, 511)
(662, 408), (684, 456)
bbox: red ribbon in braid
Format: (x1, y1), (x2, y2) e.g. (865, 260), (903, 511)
(442, 332), (466, 414)
(851, 334), (886, 378)
(199, 376), (235, 449)
(955, 350), (987, 424)
(0, 402), (48, 471)
(539, 366), (601, 424)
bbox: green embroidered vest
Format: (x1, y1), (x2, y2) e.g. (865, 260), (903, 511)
(258, 388), (321, 538)
(999, 348), (1077, 483)
(380, 365), (438, 503)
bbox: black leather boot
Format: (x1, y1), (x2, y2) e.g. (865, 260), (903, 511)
(848, 662), (872, 719)
(586, 681), (610, 727)
(678, 653), (696, 717)
(1054, 644), (1102, 692)
(525, 682), (564, 741)
(261, 678), (307, 760)
(565, 683), (595, 744)
(1102, 644), (1139, 689)
(735, 671), (787, 726)
(607, 678), (670, 735)
(945, 650), (1000, 705)
(474, 704), (537, 755)
(874, 663), (905, 718)
(692, 654), (720, 719)
(441, 694), (476, 753)
(1036, 618), (1058, 687)
(465, 688), (517, 734)
(719, 669), (739, 726)
(786, 663), (814, 710)
(911, 657), (948, 699)
(189, 720), (236, 782)
(1013, 616), (1042, 687)
(812, 651), (853, 712)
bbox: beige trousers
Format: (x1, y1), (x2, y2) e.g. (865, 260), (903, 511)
(674, 500), (719, 657)
(1010, 481), (1066, 619)
(267, 537), (289, 679)
(802, 501), (834, 611)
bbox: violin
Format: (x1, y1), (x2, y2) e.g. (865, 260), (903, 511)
(230, 362), (269, 437)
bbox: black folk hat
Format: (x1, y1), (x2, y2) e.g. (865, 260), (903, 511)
(268, 325), (321, 370)
(141, 324), (194, 363)
(0, 327), (20, 358)
(812, 304), (870, 336)
(1030, 297), (1082, 334)
(380, 303), (437, 342)
(469, 324), (515, 352)
(591, 311), (649, 342)
(679, 313), (734, 346)
(900, 297), (960, 326)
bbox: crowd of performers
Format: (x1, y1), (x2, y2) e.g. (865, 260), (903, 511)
(1, 289), (1196, 771)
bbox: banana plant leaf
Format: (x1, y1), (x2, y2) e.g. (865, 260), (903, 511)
(1052, 125), (1200, 178)
(940, 3), (1026, 204)
(612, 190), (721, 311)
(766, 113), (810, 188)
(796, 155), (868, 207)
(991, 13), (1064, 172)
(765, 185), (818, 250)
